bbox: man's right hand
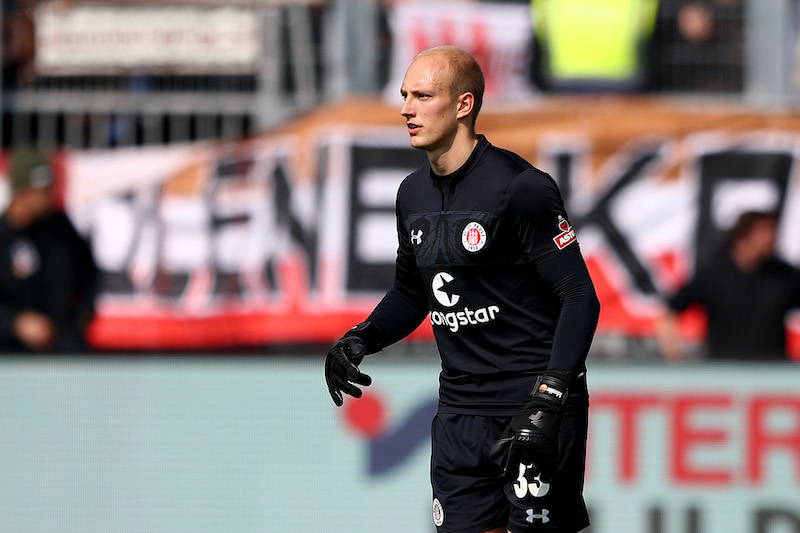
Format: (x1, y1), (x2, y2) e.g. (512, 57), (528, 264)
(325, 322), (380, 406)
(13, 311), (56, 351)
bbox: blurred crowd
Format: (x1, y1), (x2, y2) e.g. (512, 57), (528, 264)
(1, 0), (745, 94)
(0, 0), (798, 363)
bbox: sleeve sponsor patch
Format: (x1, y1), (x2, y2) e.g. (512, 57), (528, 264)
(553, 215), (577, 250)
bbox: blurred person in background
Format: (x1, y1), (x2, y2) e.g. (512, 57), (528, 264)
(1, 0), (36, 89)
(0, 146), (97, 353)
(325, 46), (599, 533)
(657, 210), (800, 362)
(655, 0), (744, 92)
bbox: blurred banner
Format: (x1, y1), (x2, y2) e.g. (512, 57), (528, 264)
(20, 97), (800, 351)
(383, 1), (535, 101)
(35, 3), (260, 74)
(0, 359), (797, 533)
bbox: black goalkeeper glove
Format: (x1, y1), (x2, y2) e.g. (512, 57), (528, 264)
(325, 321), (384, 407)
(490, 370), (575, 484)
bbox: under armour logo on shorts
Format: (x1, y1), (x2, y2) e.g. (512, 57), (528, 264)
(526, 508), (550, 524)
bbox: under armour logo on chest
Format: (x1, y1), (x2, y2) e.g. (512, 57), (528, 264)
(410, 229), (423, 245)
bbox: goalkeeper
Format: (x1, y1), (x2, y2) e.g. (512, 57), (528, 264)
(325, 45), (600, 533)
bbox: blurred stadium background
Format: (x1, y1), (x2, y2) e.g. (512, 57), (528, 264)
(1, 0), (799, 532)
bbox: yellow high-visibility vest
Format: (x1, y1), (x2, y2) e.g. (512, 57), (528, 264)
(532, 0), (659, 84)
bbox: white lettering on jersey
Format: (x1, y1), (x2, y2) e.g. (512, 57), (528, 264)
(430, 272), (501, 332)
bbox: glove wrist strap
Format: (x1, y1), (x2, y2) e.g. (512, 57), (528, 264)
(346, 321), (386, 354)
(529, 370), (575, 407)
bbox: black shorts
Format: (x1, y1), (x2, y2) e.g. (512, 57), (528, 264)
(430, 397), (589, 533)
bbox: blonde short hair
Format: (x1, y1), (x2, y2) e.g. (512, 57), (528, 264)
(414, 46), (485, 127)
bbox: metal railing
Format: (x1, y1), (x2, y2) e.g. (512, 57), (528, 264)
(1, 0), (384, 149)
(0, 0), (794, 150)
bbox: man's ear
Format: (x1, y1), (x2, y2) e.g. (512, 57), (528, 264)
(456, 92), (475, 121)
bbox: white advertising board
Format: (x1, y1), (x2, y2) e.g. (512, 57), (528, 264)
(35, 4), (260, 74)
(0, 358), (797, 532)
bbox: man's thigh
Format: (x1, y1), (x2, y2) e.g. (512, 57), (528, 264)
(430, 413), (510, 533)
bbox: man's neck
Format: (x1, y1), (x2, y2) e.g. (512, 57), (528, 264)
(731, 244), (766, 273)
(5, 197), (34, 229)
(428, 130), (479, 175)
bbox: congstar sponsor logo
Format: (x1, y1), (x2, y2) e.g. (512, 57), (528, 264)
(429, 272), (500, 333)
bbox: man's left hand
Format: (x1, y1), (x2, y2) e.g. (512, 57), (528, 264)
(490, 371), (574, 483)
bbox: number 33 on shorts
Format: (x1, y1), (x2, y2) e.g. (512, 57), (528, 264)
(512, 463), (550, 498)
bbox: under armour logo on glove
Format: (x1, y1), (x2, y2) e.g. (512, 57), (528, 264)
(526, 508), (550, 524)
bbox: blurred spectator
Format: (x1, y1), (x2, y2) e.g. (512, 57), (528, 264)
(657, 211), (800, 362)
(528, 0), (660, 92)
(0, 146), (97, 353)
(654, 0), (744, 93)
(1, 0), (36, 89)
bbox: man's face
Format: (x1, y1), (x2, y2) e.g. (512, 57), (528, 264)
(22, 187), (54, 222)
(746, 218), (778, 261)
(399, 54), (460, 153)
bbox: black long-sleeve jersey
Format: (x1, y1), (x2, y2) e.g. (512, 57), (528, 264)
(367, 135), (600, 415)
